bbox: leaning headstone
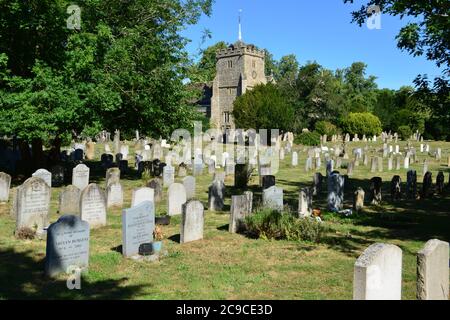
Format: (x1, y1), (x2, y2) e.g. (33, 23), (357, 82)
(45, 215), (90, 277)
(106, 180), (123, 208)
(72, 164), (90, 191)
(32, 169), (52, 187)
(298, 188), (313, 218)
(353, 188), (365, 212)
(327, 173), (344, 212)
(262, 186), (284, 211)
(353, 243), (402, 300)
(229, 192), (253, 234)
(147, 178), (163, 203)
(16, 177), (51, 237)
(80, 184), (107, 229)
(58, 185), (81, 215)
(131, 188), (154, 207)
(181, 200), (204, 244)
(167, 183), (187, 216)
(0, 172), (11, 202)
(417, 239), (449, 300)
(122, 201), (155, 257)
(183, 176), (196, 200)
(208, 180), (225, 212)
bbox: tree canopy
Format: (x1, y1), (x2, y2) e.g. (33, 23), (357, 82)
(0, 0), (213, 143)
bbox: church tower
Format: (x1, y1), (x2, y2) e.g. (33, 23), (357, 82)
(210, 11), (268, 130)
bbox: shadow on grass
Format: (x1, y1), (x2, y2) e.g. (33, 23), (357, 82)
(0, 248), (146, 299)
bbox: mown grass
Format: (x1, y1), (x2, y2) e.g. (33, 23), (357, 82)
(0, 140), (449, 300)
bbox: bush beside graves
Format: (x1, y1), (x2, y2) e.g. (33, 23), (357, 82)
(244, 209), (325, 243)
(294, 131), (321, 146)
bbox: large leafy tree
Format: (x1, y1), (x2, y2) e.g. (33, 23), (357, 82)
(233, 83), (294, 132)
(0, 0), (213, 145)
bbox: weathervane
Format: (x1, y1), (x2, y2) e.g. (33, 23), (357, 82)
(238, 9), (243, 41)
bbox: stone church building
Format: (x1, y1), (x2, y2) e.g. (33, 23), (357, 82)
(196, 40), (273, 131)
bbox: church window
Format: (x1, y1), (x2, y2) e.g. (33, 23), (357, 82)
(228, 60), (233, 68)
(252, 60), (256, 68)
(223, 112), (230, 124)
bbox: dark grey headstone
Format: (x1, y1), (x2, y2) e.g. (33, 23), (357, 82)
(122, 201), (155, 257)
(45, 215), (90, 277)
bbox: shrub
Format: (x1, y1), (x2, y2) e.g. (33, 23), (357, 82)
(397, 125), (413, 140)
(315, 121), (338, 138)
(294, 131), (321, 146)
(15, 227), (36, 240)
(244, 209), (325, 243)
(341, 112), (382, 136)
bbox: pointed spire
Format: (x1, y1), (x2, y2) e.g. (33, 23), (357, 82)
(238, 9), (243, 41)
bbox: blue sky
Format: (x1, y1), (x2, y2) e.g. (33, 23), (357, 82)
(182, 0), (444, 90)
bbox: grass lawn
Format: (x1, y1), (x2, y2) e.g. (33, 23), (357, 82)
(0, 140), (449, 300)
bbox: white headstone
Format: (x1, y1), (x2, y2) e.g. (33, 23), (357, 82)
(167, 183), (187, 216)
(72, 164), (90, 191)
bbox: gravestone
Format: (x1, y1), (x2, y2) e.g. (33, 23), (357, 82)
(370, 177), (383, 205)
(32, 169), (52, 187)
(101, 153), (114, 169)
(417, 239), (449, 300)
(312, 173), (324, 196)
(50, 165), (65, 187)
(390, 176), (402, 201)
(106, 180), (123, 208)
(326, 160), (334, 176)
(422, 172), (433, 199)
(406, 170), (417, 199)
(262, 186), (284, 211)
(353, 188), (365, 212)
(262, 175), (276, 190)
(353, 243), (402, 300)
(178, 163), (188, 177)
(131, 188), (154, 207)
(86, 142), (95, 160)
(436, 172), (445, 194)
(80, 184), (107, 229)
(235, 164), (250, 188)
(58, 185), (81, 215)
(347, 161), (354, 176)
(118, 160), (129, 174)
(208, 180), (225, 212)
(163, 165), (175, 187)
(229, 192), (253, 234)
(147, 178), (163, 203)
(292, 152), (298, 166)
(0, 172), (11, 202)
(180, 200), (204, 244)
(298, 188), (313, 218)
(370, 158), (377, 173)
(167, 183), (187, 216)
(183, 176), (196, 200)
(388, 157), (393, 171)
(213, 172), (226, 184)
(105, 167), (121, 187)
(193, 157), (203, 176)
(327, 173), (344, 212)
(45, 215), (90, 277)
(16, 177), (51, 236)
(72, 164), (90, 191)
(122, 201), (155, 257)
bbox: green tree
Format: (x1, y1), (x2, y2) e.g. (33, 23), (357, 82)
(233, 83), (294, 131)
(341, 112), (383, 136)
(189, 41), (228, 83)
(0, 0), (213, 147)
(342, 62), (378, 113)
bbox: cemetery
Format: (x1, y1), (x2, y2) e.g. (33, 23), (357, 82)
(0, 132), (449, 300)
